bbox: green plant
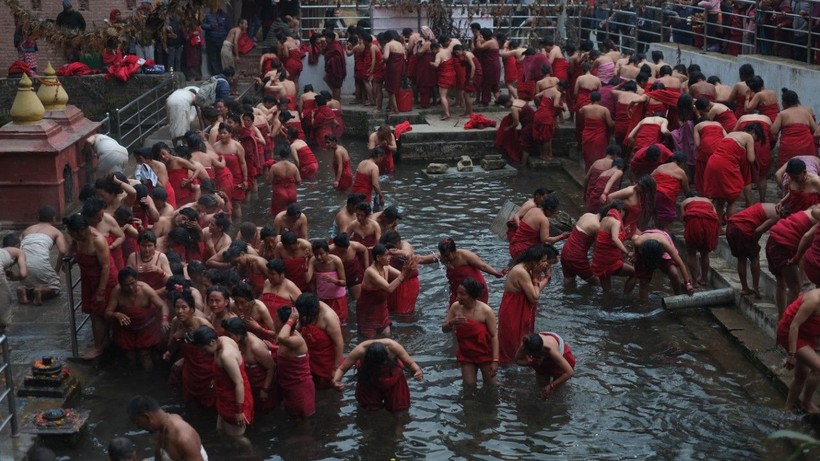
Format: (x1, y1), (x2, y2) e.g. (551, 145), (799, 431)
(769, 429), (820, 461)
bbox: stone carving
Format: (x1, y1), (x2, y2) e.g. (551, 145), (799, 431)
(426, 163), (449, 174)
(481, 154), (506, 171)
(457, 155), (473, 172)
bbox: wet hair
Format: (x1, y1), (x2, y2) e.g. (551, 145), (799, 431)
(636, 72), (649, 86)
(590, 91), (601, 103)
(460, 277), (484, 299)
(187, 260), (205, 277)
(295, 292), (320, 325)
(281, 230), (297, 246)
(599, 199), (628, 219)
(325, 134), (338, 144)
(635, 175), (657, 222)
(496, 93), (512, 106)
(747, 75), (764, 93)
(694, 97), (711, 111)
(222, 240), (248, 262)
(621, 81), (637, 92)
(580, 39), (594, 53)
(191, 325), (218, 346)
(276, 305), (293, 323)
(514, 244), (546, 265)
(371, 243), (389, 259)
(541, 64), (552, 77)
(267, 258), (286, 274)
(286, 203), (301, 217)
(137, 230), (157, 245)
(438, 237), (457, 255)
(238, 222), (257, 242)
(645, 145), (662, 161)
(523, 333), (544, 355)
(304, 84), (314, 93)
(739, 63), (755, 81)
(356, 202), (373, 215)
(80, 197), (105, 218)
(742, 121), (765, 141)
(311, 238), (330, 253)
(347, 193), (366, 206)
(260, 225), (277, 240)
(781, 88), (800, 107)
(540, 195), (559, 213)
(639, 238), (665, 272)
(658, 65), (672, 77)
(689, 71), (705, 83)
(113, 206), (132, 224)
(63, 214), (89, 231)
(95, 177), (121, 195)
(126, 395), (161, 419)
(2, 233), (19, 248)
(152, 186), (168, 203)
(786, 158), (808, 175)
(212, 212), (231, 233)
(671, 152), (687, 164)
(199, 179), (215, 195)
(332, 233), (351, 248)
(118, 266), (138, 284)
(222, 317), (247, 337)
(543, 244), (559, 261)
(197, 194), (218, 210)
(206, 284), (230, 301)
(606, 144), (622, 157)
(108, 437), (136, 461)
(564, 43), (575, 54)
(534, 187), (553, 197)
(612, 158), (626, 170)
(178, 207), (199, 222)
(359, 341), (393, 382)
(371, 146), (385, 159)
(707, 75), (721, 85)
(37, 206), (57, 223)
(452, 44), (464, 53)
(649, 81), (666, 92)
(379, 229), (401, 249)
(276, 146), (291, 160)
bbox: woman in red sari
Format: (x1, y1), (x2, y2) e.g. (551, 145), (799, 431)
(744, 76), (780, 123)
(294, 293), (344, 390)
(65, 214), (117, 360)
(693, 119), (727, 194)
(509, 195), (570, 260)
(311, 94), (338, 147)
(357, 244), (413, 339)
(532, 81), (564, 161)
(578, 91), (615, 171)
(222, 317), (277, 415)
(261, 258), (302, 318)
(611, 81), (646, 150)
(772, 88), (818, 168)
(703, 124), (763, 221)
(213, 123), (249, 219)
(348, 203), (382, 250)
(266, 146), (301, 217)
(380, 230), (420, 316)
(326, 135), (352, 191)
(275, 306), (316, 419)
(286, 126), (318, 180)
(431, 41), (456, 120)
(332, 338), (423, 412)
(585, 157), (625, 214)
(442, 277), (499, 386)
(498, 245), (557, 364)
(307, 240), (349, 324)
(382, 30), (406, 113)
(274, 231), (312, 294)
(736, 113), (774, 203)
(416, 237), (503, 306)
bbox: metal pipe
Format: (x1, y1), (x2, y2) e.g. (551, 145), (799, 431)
(662, 288), (735, 310)
(0, 335), (18, 437)
(64, 256), (79, 357)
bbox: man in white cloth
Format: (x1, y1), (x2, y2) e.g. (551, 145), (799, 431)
(166, 86), (200, 146)
(128, 395), (209, 461)
(18, 206), (67, 306)
(86, 133), (129, 176)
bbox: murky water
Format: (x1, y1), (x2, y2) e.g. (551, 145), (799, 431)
(46, 139), (817, 460)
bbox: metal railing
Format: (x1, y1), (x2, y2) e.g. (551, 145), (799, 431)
(63, 256), (89, 358)
(567, 0), (820, 65)
(0, 334), (19, 437)
(110, 74), (176, 152)
(299, 2), (560, 46)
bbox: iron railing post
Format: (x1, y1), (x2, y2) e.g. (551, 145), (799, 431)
(64, 256), (79, 357)
(0, 335), (19, 437)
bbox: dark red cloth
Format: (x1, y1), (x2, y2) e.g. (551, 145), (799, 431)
(767, 211), (813, 276)
(385, 52), (405, 94)
(377, 148), (395, 175)
(509, 221), (540, 260)
(523, 53), (548, 82)
(560, 227), (595, 280)
(786, 189), (820, 214)
(518, 80), (535, 101)
(503, 55), (519, 84)
(614, 102), (644, 148)
(222, 154), (246, 201)
(75, 251), (117, 316)
(533, 97), (557, 142)
(238, 33), (255, 54)
(551, 57), (569, 81)
(312, 105), (336, 146)
(446, 264), (489, 306)
(683, 201), (720, 251)
(733, 92), (748, 118)
(357, 286), (391, 338)
(113, 302), (160, 351)
(333, 155), (353, 190)
(585, 170), (619, 213)
(727, 203), (766, 236)
(351, 232), (378, 248)
(355, 361), (410, 411)
(575, 88), (592, 113)
(777, 294), (820, 351)
(464, 113), (496, 129)
(497, 291), (536, 364)
(351, 170), (373, 204)
(323, 296), (348, 325)
(645, 88), (681, 108)
(462, 55), (483, 93)
(631, 143), (673, 179)
(495, 113), (523, 165)
(296, 145), (318, 180)
(276, 352), (316, 418)
(285, 47), (303, 81)
(714, 110), (738, 133)
(652, 171), (681, 205)
(703, 137), (747, 200)
(323, 41), (347, 89)
(167, 168), (196, 206)
(212, 164), (235, 202)
(245, 359), (278, 414)
(213, 358), (254, 425)
(406, 53), (418, 83)
(581, 117), (610, 171)
(301, 324), (337, 388)
(394, 121), (412, 140)
(104, 234), (125, 272)
(388, 259), (419, 315)
(778, 124), (816, 168)
(454, 320), (493, 364)
(633, 123), (663, 153)
(737, 120), (772, 181)
(695, 125), (725, 193)
(591, 210), (625, 277)
(261, 292), (292, 318)
(531, 333), (576, 379)
(415, 51), (437, 89)
(179, 340), (215, 407)
(106, 55), (141, 82)
(802, 226), (820, 285)
(57, 62), (96, 76)
(368, 46), (385, 83)
(269, 175), (297, 216)
(342, 254), (364, 288)
(757, 102), (779, 123)
(437, 58), (457, 89)
(8, 60), (34, 77)
(479, 48), (499, 103)
(283, 257), (309, 293)
(171, 241), (204, 264)
(237, 127), (260, 180)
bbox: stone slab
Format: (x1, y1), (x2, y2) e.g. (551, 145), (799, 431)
(420, 164), (517, 180)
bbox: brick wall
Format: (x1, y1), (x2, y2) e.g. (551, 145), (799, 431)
(0, 0), (135, 74)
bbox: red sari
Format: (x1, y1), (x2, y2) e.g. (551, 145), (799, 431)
(75, 251), (117, 316)
(581, 116), (610, 171)
(283, 257), (310, 293)
(633, 123), (662, 152)
(285, 47), (304, 81)
(695, 125), (725, 193)
(532, 97), (556, 143)
(296, 145), (318, 180)
(333, 155), (353, 191)
(213, 359), (254, 426)
(737, 119), (773, 180)
(245, 355), (278, 414)
(683, 201), (720, 252)
(497, 291), (536, 364)
(437, 58), (457, 89)
(351, 171), (374, 204)
(776, 295), (820, 351)
(167, 168), (196, 206)
(715, 110), (738, 134)
(454, 320), (493, 364)
(503, 55), (519, 85)
(591, 210), (626, 277)
(388, 256), (420, 315)
(614, 101), (644, 148)
(261, 292), (292, 318)
(301, 324), (337, 389)
(508, 221), (540, 260)
(222, 153), (246, 201)
(703, 137), (747, 200)
(560, 227), (595, 280)
(446, 265), (489, 306)
(179, 340), (215, 407)
(355, 361), (410, 411)
(276, 353), (316, 418)
(778, 124), (816, 168)
(585, 170), (620, 213)
(269, 175), (297, 217)
(113, 302), (160, 351)
(385, 52), (406, 94)
(357, 286), (391, 339)
(312, 105), (337, 146)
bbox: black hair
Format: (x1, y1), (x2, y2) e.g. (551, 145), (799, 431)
(295, 292), (320, 325)
(460, 277), (484, 299)
(523, 333), (544, 355)
(191, 325), (218, 346)
(126, 394), (161, 419)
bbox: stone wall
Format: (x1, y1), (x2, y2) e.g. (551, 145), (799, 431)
(0, 73), (183, 124)
(647, 43), (820, 114)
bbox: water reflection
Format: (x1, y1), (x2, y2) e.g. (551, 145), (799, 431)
(50, 139), (811, 460)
